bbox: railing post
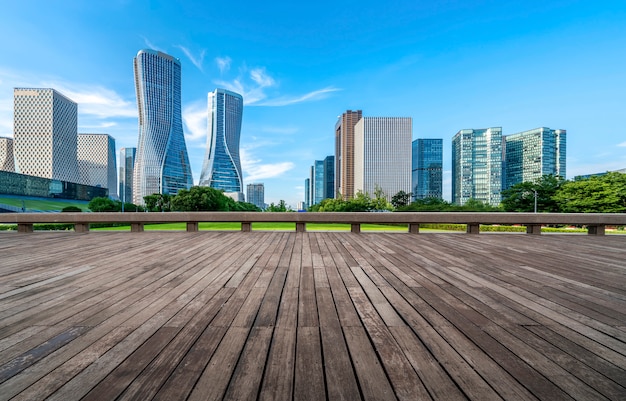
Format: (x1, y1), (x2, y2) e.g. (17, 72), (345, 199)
(466, 223), (480, 234)
(131, 223), (144, 232)
(351, 223), (361, 233)
(526, 224), (542, 235)
(17, 223), (33, 233)
(74, 223), (90, 233)
(296, 222), (306, 232)
(242, 222), (252, 232)
(409, 223), (420, 234)
(587, 225), (605, 235)
(186, 222), (199, 232)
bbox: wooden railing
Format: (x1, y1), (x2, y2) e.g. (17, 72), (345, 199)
(1, 212), (625, 235)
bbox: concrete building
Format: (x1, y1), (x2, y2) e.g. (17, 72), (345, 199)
(412, 138), (443, 199)
(77, 134), (117, 198)
(13, 88), (80, 183)
(452, 127), (503, 206)
(354, 117), (412, 202)
(335, 110), (362, 200)
(119, 147), (136, 204)
(246, 183), (265, 209)
(0, 137), (14, 172)
(200, 88), (244, 201)
(133, 49), (193, 205)
(504, 127), (566, 188)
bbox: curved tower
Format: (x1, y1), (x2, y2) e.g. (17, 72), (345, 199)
(133, 49), (193, 205)
(199, 89), (244, 196)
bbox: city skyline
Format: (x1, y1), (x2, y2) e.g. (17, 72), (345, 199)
(1, 2), (625, 207)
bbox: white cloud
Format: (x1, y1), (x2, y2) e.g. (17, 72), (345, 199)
(42, 82), (137, 119)
(618, 141), (626, 147)
(216, 57), (232, 74)
(176, 46), (206, 71)
(141, 36), (165, 52)
(182, 100), (207, 141)
(257, 87), (341, 107)
(241, 148), (294, 182)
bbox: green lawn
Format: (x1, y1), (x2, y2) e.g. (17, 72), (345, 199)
(0, 196), (90, 212)
(93, 222), (411, 231)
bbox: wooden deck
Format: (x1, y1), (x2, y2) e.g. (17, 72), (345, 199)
(0, 231), (625, 400)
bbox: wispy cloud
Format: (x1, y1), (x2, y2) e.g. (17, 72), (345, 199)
(241, 148), (294, 182)
(176, 46), (206, 71)
(44, 82), (136, 118)
(141, 36), (165, 52)
(182, 100), (207, 142)
(216, 57), (232, 74)
(257, 87), (341, 106)
(618, 141), (626, 147)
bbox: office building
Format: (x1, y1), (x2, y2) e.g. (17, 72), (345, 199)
(199, 88), (244, 200)
(335, 109), (362, 200)
(323, 155), (334, 200)
(77, 133), (117, 198)
(452, 127), (503, 206)
(311, 160), (324, 205)
(119, 147), (136, 204)
(412, 138), (443, 199)
(304, 178), (310, 208)
(247, 183), (265, 209)
(354, 117), (412, 202)
(13, 88), (80, 183)
(504, 127), (566, 188)
(0, 137), (14, 172)
(133, 49), (193, 205)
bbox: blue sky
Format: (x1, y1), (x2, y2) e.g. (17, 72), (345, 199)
(1, 0), (625, 207)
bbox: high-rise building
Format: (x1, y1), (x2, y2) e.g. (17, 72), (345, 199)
(354, 117), (412, 202)
(311, 160), (324, 205)
(0, 137), (14, 172)
(246, 183), (265, 209)
(503, 127), (566, 188)
(13, 88), (80, 183)
(133, 49), (193, 205)
(77, 133), (117, 198)
(335, 110), (362, 200)
(119, 147), (136, 204)
(200, 88), (244, 199)
(452, 127), (503, 206)
(304, 178), (311, 208)
(412, 139), (443, 199)
(323, 155), (334, 200)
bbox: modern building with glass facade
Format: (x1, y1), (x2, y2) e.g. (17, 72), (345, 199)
(0, 137), (14, 172)
(311, 160), (325, 205)
(335, 110), (362, 200)
(119, 147), (136, 204)
(199, 88), (244, 199)
(0, 170), (107, 201)
(77, 133), (117, 198)
(452, 127), (503, 206)
(503, 127), (566, 189)
(246, 183), (265, 209)
(13, 88), (80, 184)
(304, 178), (310, 208)
(133, 49), (193, 205)
(323, 155), (335, 200)
(412, 138), (443, 199)
(354, 117), (412, 202)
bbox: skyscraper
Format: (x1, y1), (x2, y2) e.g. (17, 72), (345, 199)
(199, 88), (244, 199)
(0, 137), (14, 172)
(119, 147), (136, 204)
(412, 138), (443, 199)
(13, 88), (80, 183)
(311, 160), (324, 205)
(323, 155), (335, 200)
(133, 49), (193, 205)
(304, 178), (311, 208)
(335, 110), (362, 200)
(354, 117), (412, 202)
(503, 127), (566, 188)
(246, 183), (265, 209)
(452, 127), (503, 206)
(77, 133), (117, 198)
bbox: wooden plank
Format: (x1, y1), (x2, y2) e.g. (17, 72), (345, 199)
(259, 326), (296, 401)
(294, 326), (325, 401)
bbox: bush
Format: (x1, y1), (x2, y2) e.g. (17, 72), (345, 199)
(61, 206), (83, 212)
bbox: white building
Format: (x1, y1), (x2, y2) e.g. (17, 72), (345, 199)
(77, 133), (117, 198)
(354, 117), (412, 202)
(0, 137), (14, 172)
(13, 88), (80, 183)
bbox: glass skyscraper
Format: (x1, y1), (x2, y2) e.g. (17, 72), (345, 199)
(119, 147), (136, 204)
(199, 89), (244, 198)
(133, 49), (193, 205)
(411, 138), (443, 200)
(310, 160), (325, 205)
(323, 155), (335, 200)
(246, 183), (265, 209)
(452, 127), (502, 206)
(503, 127), (566, 189)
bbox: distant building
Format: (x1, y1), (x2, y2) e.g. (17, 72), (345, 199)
(412, 138), (443, 199)
(304, 178), (310, 208)
(13, 88), (80, 183)
(119, 147), (136, 204)
(452, 127), (503, 206)
(297, 201), (306, 211)
(247, 183), (265, 209)
(575, 167), (626, 180)
(77, 134), (117, 198)
(504, 127), (566, 188)
(133, 49), (193, 205)
(335, 110), (362, 200)
(0, 137), (14, 172)
(200, 88), (244, 200)
(354, 117), (412, 202)
(0, 170), (107, 200)
(311, 160), (324, 205)
(323, 155), (334, 200)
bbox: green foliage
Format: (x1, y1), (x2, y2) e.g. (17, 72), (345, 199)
(501, 175), (564, 212)
(88, 197), (119, 212)
(553, 172), (626, 213)
(61, 206), (82, 212)
(397, 197), (500, 212)
(170, 187), (229, 211)
(391, 190), (411, 209)
(144, 193), (172, 212)
(266, 200), (292, 212)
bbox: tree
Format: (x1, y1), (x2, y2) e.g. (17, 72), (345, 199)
(554, 172), (626, 213)
(143, 193), (172, 212)
(501, 175), (564, 212)
(88, 197), (119, 212)
(170, 186), (229, 211)
(266, 200), (292, 212)
(391, 190), (411, 209)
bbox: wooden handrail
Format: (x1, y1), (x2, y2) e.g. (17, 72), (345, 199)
(1, 212), (625, 235)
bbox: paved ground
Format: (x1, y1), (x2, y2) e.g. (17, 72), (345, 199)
(0, 231), (625, 400)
